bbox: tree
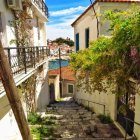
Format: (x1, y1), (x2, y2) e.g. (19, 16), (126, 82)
(53, 37), (74, 47)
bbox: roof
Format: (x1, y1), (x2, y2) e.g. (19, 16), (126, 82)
(48, 66), (76, 81)
(71, 0), (140, 26)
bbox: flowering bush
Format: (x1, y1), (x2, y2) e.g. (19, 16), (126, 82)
(70, 6), (140, 95)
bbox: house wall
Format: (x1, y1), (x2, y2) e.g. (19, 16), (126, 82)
(62, 80), (75, 97)
(73, 2), (140, 51)
(73, 3), (99, 50)
(134, 90), (140, 140)
(99, 2), (136, 36)
(0, 88), (26, 140)
(54, 75), (60, 100)
(39, 22), (47, 46)
(0, 1), (49, 139)
(0, 0), (16, 47)
(36, 62), (50, 111)
(75, 83), (117, 120)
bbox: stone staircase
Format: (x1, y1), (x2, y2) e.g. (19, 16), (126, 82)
(40, 97), (124, 140)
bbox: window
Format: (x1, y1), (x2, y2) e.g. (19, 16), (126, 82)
(67, 84), (74, 94)
(37, 17), (40, 40)
(0, 12), (3, 32)
(85, 28), (89, 48)
(75, 33), (79, 52)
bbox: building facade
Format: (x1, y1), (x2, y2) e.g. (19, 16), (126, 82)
(0, 0), (49, 139)
(72, 0), (140, 51)
(72, 0), (140, 139)
(48, 66), (75, 99)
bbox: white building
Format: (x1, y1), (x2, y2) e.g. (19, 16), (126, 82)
(0, 0), (50, 139)
(72, 0), (140, 139)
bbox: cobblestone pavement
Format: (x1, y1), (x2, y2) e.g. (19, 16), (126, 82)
(43, 97), (123, 140)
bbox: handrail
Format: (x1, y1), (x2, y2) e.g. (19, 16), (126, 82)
(123, 117), (140, 126)
(33, 0), (49, 18)
(123, 116), (140, 140)
(4, 46), (50, 76)
(75, 98), (106, 115)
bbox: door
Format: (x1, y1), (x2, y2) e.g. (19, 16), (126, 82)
(49, 83), (55, 102)
(117, 81), (135, 136)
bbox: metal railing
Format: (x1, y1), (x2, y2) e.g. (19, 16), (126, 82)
(123, 116), (140, 140)
(75, 98), (106, 115)
(33, 0), (49, 18)
(4, 46), (50, 75)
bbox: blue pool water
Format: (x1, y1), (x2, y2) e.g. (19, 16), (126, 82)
(49, 59), (70, 69)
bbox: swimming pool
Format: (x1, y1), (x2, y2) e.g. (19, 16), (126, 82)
(49, 59), (70, 69)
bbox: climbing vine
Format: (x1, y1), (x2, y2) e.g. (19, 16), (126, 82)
(70, 6), (140, 96)
(19, 74), (37, 113)
(9, 2), (33, 46)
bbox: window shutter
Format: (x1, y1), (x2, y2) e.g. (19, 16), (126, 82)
(85, 28), (89, 48)
(76, 33), (79, 52)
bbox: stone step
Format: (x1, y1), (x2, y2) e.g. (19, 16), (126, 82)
(42, 98), (124, 140)
(42, 137), (125, 140)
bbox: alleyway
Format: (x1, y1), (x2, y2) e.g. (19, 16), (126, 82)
(41, 97), (123, 140)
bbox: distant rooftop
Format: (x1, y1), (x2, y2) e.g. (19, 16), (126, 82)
(48, 66), (75, 81)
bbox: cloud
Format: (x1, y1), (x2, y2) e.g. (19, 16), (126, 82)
(47, 15), (78, 40)
(47, 6), (86, 40)
(47, 25), (74, 40)
(50, 6), (86, 17)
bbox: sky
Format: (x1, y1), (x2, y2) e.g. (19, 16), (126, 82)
(46, 0), (90, 40)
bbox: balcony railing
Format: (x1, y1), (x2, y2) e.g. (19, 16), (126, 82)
(33, 0), (49, 18)
(4, 46), (50, 76)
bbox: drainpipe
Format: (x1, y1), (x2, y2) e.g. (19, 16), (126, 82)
(90, 0), (99, 38)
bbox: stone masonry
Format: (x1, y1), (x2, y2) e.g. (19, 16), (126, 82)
(41, 97), (124, 140)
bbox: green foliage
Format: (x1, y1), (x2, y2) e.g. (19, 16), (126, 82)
(70, 6), (140, 95)
(98, 114), (113, 124)
(42, 118), (56, 125)
(28, 112), (42, 125)
(28, 112), (57, 125)
(53, 37), (74, 46)
(30, 126), (54, 140)
(29, 112), (57, 139)
(118, 105), (127, 116)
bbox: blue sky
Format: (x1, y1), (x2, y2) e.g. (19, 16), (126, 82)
(46, 0), (90, 40)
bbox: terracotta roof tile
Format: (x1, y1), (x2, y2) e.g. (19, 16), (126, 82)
(71, 0), (140, 26)
(48, 66), (76, 81)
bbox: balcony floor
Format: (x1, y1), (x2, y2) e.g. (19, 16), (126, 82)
(0, 59), (48, 98)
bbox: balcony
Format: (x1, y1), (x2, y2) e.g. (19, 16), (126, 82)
(4, 46), (50, 75)
(0, 46), (50, 96)
(32, 0), (49, 18)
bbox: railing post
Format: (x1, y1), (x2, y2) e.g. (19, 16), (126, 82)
(7, 48), (11, 67)
(36, 47), (39, 62)
(42, 46), (44, 60)
(23, 47), (27, 74)
(125, 118), (128, 140)
(33, 47), (36, 68)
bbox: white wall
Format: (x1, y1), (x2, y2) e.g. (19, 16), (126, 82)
(0, 89), (27, 140)
(73, 3), (99, 50)
(0, 0), (16, 47)
(75, 83), (117, 120)
(36, 62), (50, 110)
(73, 2), (140, 51)
(54, 75), (60, 100)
